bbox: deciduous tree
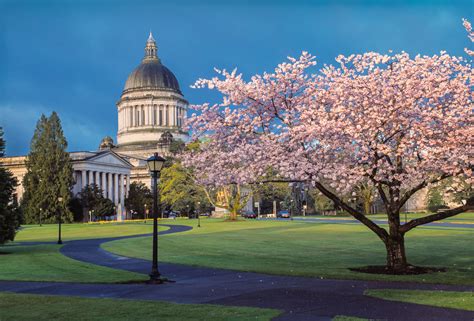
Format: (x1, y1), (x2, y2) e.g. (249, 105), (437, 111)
(183, 26), (473, 272)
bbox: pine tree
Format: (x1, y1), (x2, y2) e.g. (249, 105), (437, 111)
(22, 112), (74, 223)
(0, 127), (20, 244)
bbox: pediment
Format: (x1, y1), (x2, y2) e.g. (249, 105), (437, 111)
(85, 151), (132, 168)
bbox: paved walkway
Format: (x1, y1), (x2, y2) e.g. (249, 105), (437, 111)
(2, 224), (473, 321)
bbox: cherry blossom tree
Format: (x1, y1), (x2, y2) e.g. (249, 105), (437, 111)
(463, 18), (474, 56)
(183, 30), (473, 273)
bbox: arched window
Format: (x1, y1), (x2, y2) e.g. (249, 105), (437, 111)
(153, 105), (157, 125)
(141, 106), (145, 126)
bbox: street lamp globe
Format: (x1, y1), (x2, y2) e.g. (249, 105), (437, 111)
(146, 153), (166, 173)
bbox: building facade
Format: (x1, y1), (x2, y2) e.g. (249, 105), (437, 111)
(0, 150), (132, 220)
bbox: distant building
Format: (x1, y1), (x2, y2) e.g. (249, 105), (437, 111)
(0, 32), (188, 219)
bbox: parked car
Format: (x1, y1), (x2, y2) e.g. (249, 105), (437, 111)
(277, 210), (290, 218)
(242, 211), (257, 219)
(163, 210), (179, 219)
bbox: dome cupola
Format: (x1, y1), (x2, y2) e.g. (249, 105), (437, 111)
(123, 32), (181, 94)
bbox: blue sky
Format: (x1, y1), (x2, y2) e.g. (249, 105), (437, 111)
(1, 0), (472, 155)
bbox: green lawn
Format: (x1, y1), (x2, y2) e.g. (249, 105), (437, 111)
(0, 292), (281, 321)
(0, 244), (147, 283)
(305, 212), (474, 223)
(103, 219), (474, 285)
(0, 223), (169, 283)
(365, 289), (474, 311)
(15, 222), (166, 242)
(368, 212), (474, 223)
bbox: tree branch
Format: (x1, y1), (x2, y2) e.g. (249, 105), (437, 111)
(400, 197), (474, 233)
(397, 173), (452, 212)
(313, 181), (388, 241)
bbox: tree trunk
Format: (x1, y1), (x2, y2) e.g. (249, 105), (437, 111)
(363, 200), (371, 215)
(385, 234), (408, 273)
(229, 209), (238, 221)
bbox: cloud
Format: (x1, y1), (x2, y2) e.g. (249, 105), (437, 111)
(0, 103), (104, 156)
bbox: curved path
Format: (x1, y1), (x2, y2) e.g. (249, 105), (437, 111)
(1, 224), (473, 321)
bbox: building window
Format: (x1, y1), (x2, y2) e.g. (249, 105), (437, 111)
(153, 105), (157, 125)
(141, 106), (145, 126)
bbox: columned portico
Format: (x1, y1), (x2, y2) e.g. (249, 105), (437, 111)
(70, 151), (132, 221)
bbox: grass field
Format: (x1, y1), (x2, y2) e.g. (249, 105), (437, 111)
(0, 244), (147, 283)
(15, 222), (165, 242)
(103, 219), (474, 285)
(0, 223), (168, 283)
(299, 212), (474, 223)
(0, 292), (281, 321)
(365, 289), (474, 311)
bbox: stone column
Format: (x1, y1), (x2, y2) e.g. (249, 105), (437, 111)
(114, 173), (119, 205)
(102, 172), (107, 197)
(81, 170), (87, 189)
(108, 173), (113, 202)
(88, 171), (94, 186)
(126, 175), (130, 197)
(120, 174), (125, 210)
(95, 171), (101, 189)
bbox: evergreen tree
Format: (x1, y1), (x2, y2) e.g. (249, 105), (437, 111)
(426, 187), (448, 213)
(22, 112), (74, 223)
(0, 127), (21, 244)
(78, 184), (104, 210)
(94, 198), (115, 218)
(125, 182), (153, 218)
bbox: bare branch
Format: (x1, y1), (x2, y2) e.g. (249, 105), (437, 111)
(400, 197), (474, 233)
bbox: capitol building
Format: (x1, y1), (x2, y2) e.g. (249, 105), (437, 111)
(0, 33), (188, 220)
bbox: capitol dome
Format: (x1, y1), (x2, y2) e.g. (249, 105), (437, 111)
(123, 32), (181, 94)
(115, 31), (189, 157)
(124, 62), (181, 93)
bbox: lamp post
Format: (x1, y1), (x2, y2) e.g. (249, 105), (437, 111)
(144, 203), (148, 223)
(146, 152), (166, 283)
(197, 201), (201, 228)
(57, 196), (63, 244)
(39, 207), (42, 227)
(89, 210), (92, 223)
(290, 199), (294, 220)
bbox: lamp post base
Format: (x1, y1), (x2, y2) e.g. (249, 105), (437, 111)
(147, 273), (172, 284)
(57, 240), (62, 245)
